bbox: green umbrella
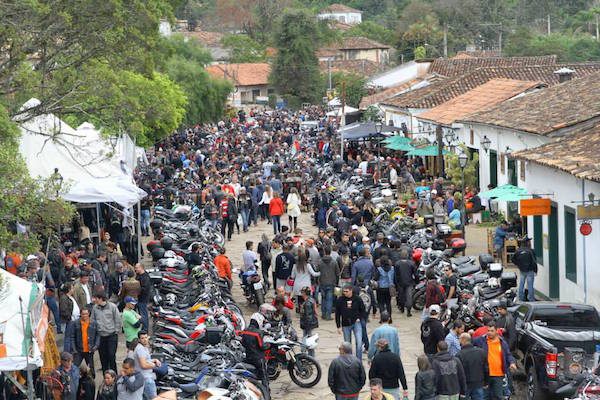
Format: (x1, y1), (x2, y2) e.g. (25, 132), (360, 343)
(479, 184), (529, 200)
(385, 141), (414, 151)
(407, 145), (449, 156)
(383, 135), (412, 145)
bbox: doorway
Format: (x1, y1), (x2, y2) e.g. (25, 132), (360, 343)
(489, 150), (498, 188)
(548, 203), (559, 299)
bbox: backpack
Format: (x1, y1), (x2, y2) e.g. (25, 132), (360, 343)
(427, 279), (446, 304)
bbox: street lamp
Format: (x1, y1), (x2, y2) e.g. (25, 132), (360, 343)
(375, 121), (383, 176)
(458, 152), (468, 237)
(444, 130), (455, 145)
(481, 135), (491, 153)
(505, 146), (512, 155)
(109, 135), (118, 149)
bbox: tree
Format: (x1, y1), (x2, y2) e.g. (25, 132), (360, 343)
(0, 106), (74, 254)
(271, 9), (323, 108)
(345, 21), (396, 45)
(446, 146), (480, 189)
(328, 72), (367, 108)
(221, 34), (267, 63)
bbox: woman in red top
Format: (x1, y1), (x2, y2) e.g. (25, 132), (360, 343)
(269, 192), (285, 235)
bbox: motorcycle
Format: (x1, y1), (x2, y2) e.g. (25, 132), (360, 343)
(263, 331), (321, 388)
(238, 268), (266, 308)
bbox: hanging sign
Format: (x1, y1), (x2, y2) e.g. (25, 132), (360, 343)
(577, 205), (600, 220)
(580, 221), (593, 236)
(520, 198), (551, 216)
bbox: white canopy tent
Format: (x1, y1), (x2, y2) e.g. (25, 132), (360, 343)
(326, 106), (359, 117)
(17, 99), (146, 208)
(0, 268), (45, 371)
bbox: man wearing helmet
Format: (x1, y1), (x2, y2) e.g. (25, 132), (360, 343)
(240, 304), (274, 390)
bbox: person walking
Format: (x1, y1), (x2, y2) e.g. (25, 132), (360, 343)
(118, 270), (141, 311)
(445, 320), (465, 357)
(73, 271), (93, 311)
(328, 342), (366, 400)
(92, 292), (121, 373)
(55, 352), (80, 400)
(372, 256), (394, 322)
(274, 244), (295, 291)
(116, 358), (144, 400)
(286, 186), (302, 231)
(213, 247), (233, 284)
(393, 249), (417, 317)
(71, 309), (100, 378)
(290, 248), (320, 310)
(367, 312), (400, 361)
(97, 370), (118, 400)
(420, 305), (446, 356)
(431, 341), (466, 400)
(77, 365), (96, 400)
(318, 245), (340, 320)
(299, 287), (319, 357)
(512, 237), (537, 302)
(134, 263), (151, 332)
(269, 191), (285, 235)
(457, 333), (487, 400)
(121, 297), (142, 348)
(473, 321), (517, 400)
(259, 184), (273, 225)
(59, 282), (80, 336)
(257, 234), (272, 290)
(335, 284), (366, 360)
(368, 339), (408, 400)
(414, 355), (436, 400)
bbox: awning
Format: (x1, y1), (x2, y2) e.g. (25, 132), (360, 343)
(407, 145), (449, 156)
(383, 135), (411, 145)
(340, 122), (397, 140)
(479, 184), (529, 201)
(385, 141), (414, 151)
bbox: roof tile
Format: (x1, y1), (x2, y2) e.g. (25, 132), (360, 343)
(205, 63), (271, 86)
(428, 55), (558, 77)
(320, 4), (362, 14)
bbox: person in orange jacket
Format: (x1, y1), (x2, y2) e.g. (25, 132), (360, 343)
(269, 192), (285, 235)
(213, 248), (232, 286)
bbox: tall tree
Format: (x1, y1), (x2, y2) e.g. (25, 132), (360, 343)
(271, 9), (323, 108)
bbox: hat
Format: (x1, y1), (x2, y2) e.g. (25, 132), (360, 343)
(362, 237), (370, 242)
(60, 352), (73, 361)
(431, 189), (437, 195)
(26, 254), (38, 261)
(124, 296), (138, 305)
(429, 304), (441, 315)
(351, 225), (359, 230)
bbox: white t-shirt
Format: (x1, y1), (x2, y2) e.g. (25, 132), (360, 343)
(359, 161), (369, 175)
(68, 296), (80, 321)
(82, 284), (91, 305)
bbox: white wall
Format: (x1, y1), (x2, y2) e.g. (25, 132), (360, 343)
(317, 12), (362, 24)
(525, 163), (600, 308)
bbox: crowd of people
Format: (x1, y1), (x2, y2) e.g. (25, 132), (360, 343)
(1, 106), (525, 400)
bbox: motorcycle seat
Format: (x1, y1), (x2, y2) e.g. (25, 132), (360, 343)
(452, 256), (472, 265)
(456, 264), (480, 277)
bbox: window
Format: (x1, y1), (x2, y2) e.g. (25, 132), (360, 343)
(520, 161), (526, 181)
(564, 207), (577, 283)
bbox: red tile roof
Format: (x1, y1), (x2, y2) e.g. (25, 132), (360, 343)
(339, 36), (390, 50)
(205, 63), (271, 86)
(382, 63), (600, 109)
(182, 30), (224, 47)
(359, 77), (429, 109)
(417, 79), (544, 126)
(320, 4), (362, 14)
(428, 55), (558, 77)
(512, 123), (600, 182)
(460, 71), (600, 136)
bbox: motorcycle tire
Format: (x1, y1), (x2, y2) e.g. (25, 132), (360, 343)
(288, 354), (321, 388)
(266, 360), (282, 381)
(254, 289), (265, 309)
(412, 287), (426, 311)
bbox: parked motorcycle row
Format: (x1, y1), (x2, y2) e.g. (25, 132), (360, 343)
(144, 204), (321, 400)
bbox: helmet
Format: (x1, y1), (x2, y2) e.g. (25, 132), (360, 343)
(250, 312), (266, 329)
(163, 250), (176, 259)
(160, 236), (174, 251)
(149, 220), (163, 231)
(165, 293), (177, 306)
(412, 248), (423, 264)
(259, 303), (276, 319)
(151, 247), (165, 261)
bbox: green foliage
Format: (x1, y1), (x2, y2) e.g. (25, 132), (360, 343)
(271, 9), (324, 108)
(326, 72), (367, 108)
(0, 106), (74, 253)
(362, 105), (382, 122)
(504, 31), (600, 62)
(446, 146), (480, 189)
(221, 34), (267, 63)
(159, 34), (213, 66)
(345, 21), (396, 45)
(414, 46), (426, 59)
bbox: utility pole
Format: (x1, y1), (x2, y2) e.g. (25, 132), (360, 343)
(436, 125), (444, 177)
(498, 25), (503, 55)
(547, 14), (551, 35)
(596, 13), (599, 41)
(443, 24), (448, 58)
(340, 81), (346, 159)
(328, 58), (332, 90)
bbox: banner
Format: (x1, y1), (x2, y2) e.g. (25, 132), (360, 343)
(520, 198), (551, 216)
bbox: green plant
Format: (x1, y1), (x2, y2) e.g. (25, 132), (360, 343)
(446, 145), (479, 189)
(414, 46), (426, 59)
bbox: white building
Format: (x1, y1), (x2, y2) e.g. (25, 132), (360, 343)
(317, 4), (362, 25)
(511, 125), (600, 307)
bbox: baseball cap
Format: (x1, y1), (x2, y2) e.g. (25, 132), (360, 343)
(26, 254), (38, 261)
(351, 225), (359, 230)
(429, 304), (441, 315)
(124, 296), (138, 305)
(60, 352), (73, 361)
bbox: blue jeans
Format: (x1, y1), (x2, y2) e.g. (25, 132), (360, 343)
(272, 215), (281, 234)
(46, 295), (61, 333)
(321, 285), (334, 318)
(486, 376), (505, 400)
(250, 205), (259, 225)
(342, 321), (363, 360)
(143, 378), (157, 400)
(141, 209), (151, 236)
(518, 271), (536, 301)
(241, 208), (250, 231)
(360, 318), (369, 351)
(317, 207), (327, 229)
(466, 387), (484, 400)
(137, 302), (149, 332)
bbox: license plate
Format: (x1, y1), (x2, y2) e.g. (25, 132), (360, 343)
(253, 282), (263, 290)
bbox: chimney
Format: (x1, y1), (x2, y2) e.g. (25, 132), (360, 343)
(554, 67), (575, 83)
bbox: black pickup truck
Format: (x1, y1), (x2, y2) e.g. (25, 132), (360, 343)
(512, 302), (600, 399)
